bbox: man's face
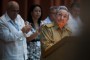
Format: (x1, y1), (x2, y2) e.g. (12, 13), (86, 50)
(72, 7), (80, 16)
(55, 9), (69, 29)
(7, 5), (19, 20)
(50, 9), (57, 21)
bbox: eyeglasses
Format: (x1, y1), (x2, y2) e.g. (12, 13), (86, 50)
(11, 10), (19, 13)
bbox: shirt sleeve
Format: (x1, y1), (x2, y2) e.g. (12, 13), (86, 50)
(25, 31), (33, 37)
(0, 21), (24, 42)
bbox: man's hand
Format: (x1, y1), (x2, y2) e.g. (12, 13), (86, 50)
(22, 21), (32, 33)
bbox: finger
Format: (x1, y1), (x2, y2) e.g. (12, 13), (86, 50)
(25, 21), (29, 25)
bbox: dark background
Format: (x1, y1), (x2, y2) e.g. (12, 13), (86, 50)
(0, 0), (80, 20)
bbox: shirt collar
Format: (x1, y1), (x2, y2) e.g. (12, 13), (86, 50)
(5, 12), (18, 23)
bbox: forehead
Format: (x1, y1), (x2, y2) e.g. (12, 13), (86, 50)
(52, 9), (57, 12)
(58, 9), (68, 15)
(50, 9), (57, 14)
(8, 5), (19, 11)
(73, 7), (80, 11)
(34, 6), (41, 10)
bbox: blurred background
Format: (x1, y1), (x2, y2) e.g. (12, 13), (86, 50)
(0, 0), (80, 20)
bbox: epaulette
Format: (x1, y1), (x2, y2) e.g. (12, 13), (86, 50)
(45, 22), (54, 27)
(64, 25), (72, 33)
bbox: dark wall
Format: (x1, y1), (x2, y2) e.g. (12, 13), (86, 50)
(0, 0), (73, 20)
(80, 0), (90, 59)
(40, 0), (50, 19)
(0, 0), (2, 16)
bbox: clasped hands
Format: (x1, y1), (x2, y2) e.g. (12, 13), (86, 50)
(21, 21), (32, 33)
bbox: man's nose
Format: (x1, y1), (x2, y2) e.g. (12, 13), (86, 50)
(37, 11), (40, 14)
(61, 16), (64, 20)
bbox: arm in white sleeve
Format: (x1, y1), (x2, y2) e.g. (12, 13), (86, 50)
(0, 22), (24, 42)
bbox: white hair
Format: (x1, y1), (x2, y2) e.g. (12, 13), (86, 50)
(57, 6), (69, 12)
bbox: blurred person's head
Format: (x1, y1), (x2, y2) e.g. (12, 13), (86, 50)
(70, 3), (80, 17)
(49, 6), (58, 21)
(28, 4), (42, 26)
(55, 6), (69, 29)
(6, 1), (19, 21)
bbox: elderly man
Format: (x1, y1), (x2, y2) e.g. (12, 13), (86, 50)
(41, 6), (58, 25)
(40, 6), (72, 58)
(0, 1), (31, 60)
